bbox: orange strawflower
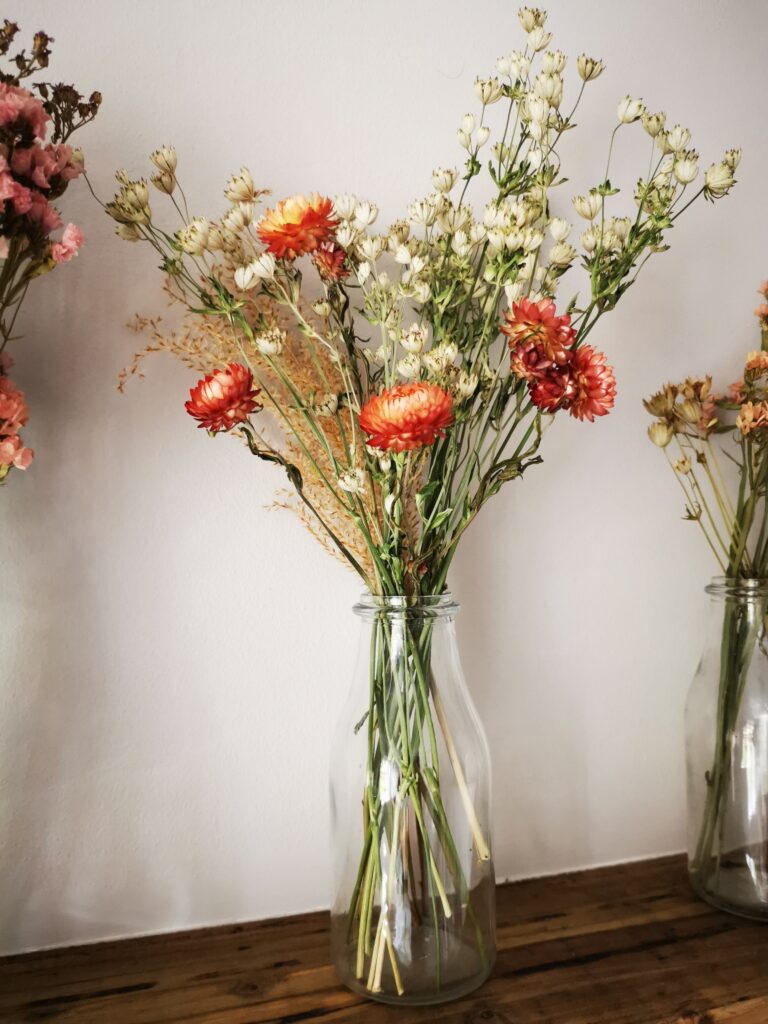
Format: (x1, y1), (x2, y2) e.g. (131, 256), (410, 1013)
(501, 297), (575, 365)
(359, 382), (454, 452)
(185, 363), (261, 433)
(257, 193), (337, 260)
(312, 242), (348, 282)
(567, 345), (616, 422)
(745, 350), (768, 374)
(737, 401), (768, 437)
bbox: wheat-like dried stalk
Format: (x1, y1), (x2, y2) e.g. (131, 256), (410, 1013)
(121, 290), (377, 578)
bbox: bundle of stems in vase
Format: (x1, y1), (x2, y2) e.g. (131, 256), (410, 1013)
(645, 285), (768, 891)
(106, 6), (734, 996)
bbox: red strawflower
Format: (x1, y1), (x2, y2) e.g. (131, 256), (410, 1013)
(312, 242), (348, 282)
(567, 345), (616, 422)
(185, 363), (261, 433)
(501, 297), (575, 364)
(257, 193), (337, 260)
(529, 366), (577, 413)
(359, 382), (454, 452)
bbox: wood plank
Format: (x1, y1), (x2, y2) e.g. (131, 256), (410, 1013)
(1, 855), (767, 1023)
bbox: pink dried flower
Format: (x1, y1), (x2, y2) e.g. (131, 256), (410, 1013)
(567, 345), (617, 422)
(26, 191), (63, 236)
(0, 83), (49, 139)
(0, 433), (33, 470)
(0, 378), (29, 433)
(51, 223), (84, 264)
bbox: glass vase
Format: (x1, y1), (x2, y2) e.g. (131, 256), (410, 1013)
(686, 577), (768, 919)
(329, 593), (495, 1005)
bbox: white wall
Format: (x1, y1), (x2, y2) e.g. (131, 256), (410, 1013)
(1, 0), (765, 955)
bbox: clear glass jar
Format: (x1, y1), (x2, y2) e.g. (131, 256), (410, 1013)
(686, 577), (768, 919)
(330, 594), (495, 1005)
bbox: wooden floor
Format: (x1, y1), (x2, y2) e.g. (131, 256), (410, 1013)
(2, 855), (768, 1023)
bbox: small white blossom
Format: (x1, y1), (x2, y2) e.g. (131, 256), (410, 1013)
(542, 50), (567, 74)
(724, 148), (741, 170)
(335, 223), (358, 249)
(393, 243), (412, 265)
(461, 113), (476, 134)
(523, 227), (544, 250)
(408, 198), (439, 226)
(255, 327), (285, 356)
(476, 125), (491, 148)
(641, 111), (666, 138)
(401, 323), (428, 354)
(527, 27), (552, 51)
(518, 6), (547, 31)
(455, 370), (479, 400)
(177, 217), (210, 255)
(704, 161), (735, 198)
(548, 217), (571, 242)
(397, 353), (422, 379)
(115, 223), (141, 242)
(358, 236), (385, 261)
(673, 151), (699, 184)
(617, 95), (645, 124)
(524, 93), (549, 124)
(580, 227), (599, 255)
(338, 468), (365, 496)
(354, 201), (378, 229)
(252, 252), (276, 280)
(356, 261), (371, 285)
(150, 145), (177, 175)
(548, 241), (577, 267)
(576, 54), (604, 82)
(432, 167), (458, 193)
(333, 194), (358, 220)
(224, 167), (259, 203)
(496, 54), (513, 76)
(474, 76), (503, 105)
(150, 169), (175, 195)
(534, 71), (563, 108)
(234, 263), (258, 291)
(572, 192), (601, 220)
(509, 51), (531, 79)
(666, 124), (691, 153)
(608, 216), (631, 243)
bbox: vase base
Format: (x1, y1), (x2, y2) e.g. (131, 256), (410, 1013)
(689, 851), (768, 922)
(334, 939), (495, 1007)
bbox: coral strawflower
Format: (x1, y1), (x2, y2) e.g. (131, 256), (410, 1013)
(567, 345), (616, 422)
(185, 363), (261, 433)
(501, 296), (575, 364)
(312, 242), (348, 282)
(359, 382), (454, 452)
(257, 193), (337, 260)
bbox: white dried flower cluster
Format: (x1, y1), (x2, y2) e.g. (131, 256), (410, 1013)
(254, 327), (285, 356)
(338, 467), (365, 496)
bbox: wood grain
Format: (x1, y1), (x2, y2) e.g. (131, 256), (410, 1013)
(2, 855), (767, 1023)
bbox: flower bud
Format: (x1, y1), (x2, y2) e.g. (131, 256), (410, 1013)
(150, 145), (177, 175)
(576, 54), (604, 82)
(648, 421), (673, 448)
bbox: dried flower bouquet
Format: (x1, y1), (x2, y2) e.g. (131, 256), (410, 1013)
(0, 18), (100, 483)
(107, 7), (734, 1000)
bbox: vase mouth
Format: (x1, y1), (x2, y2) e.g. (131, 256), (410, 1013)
(706, 576), (768, 599)
(353, 592), (459, 619)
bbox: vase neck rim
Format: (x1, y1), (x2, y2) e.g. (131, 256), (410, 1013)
(706, 576), (768, 599)
(354, 592), (458, 619)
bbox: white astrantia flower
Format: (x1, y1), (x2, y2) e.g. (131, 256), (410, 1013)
(724, 148), (742, 170)
(641, 111), (666, 138)
(548, 217), (571, 242)
(397, 353), (422, 379)
(509, 51), (531, 80)
(222, 205), (248, 232)
(393, 244), (412, 265)
(665, 124), (691, 153)
(534, 72), (563, 108)
(573, 193), (601, 220)
(439, 205), (472, 233)
(483, 201), (507, 230)
(542, 50), (567, 74)
(609, 217), (632, 243)
(401, 323), (428, 354)
(354, 201), (378, 229)
(576, 54), (604, 81)
(673, 151), (699, 184)
(486, 229), (505, 253)
(452, 230), (472, 258)
(335, 223), (357, 249)
(455, 370), (479, 400)
(470, 223), (487, 245)
(388, 220), (410, 245)
(524, 228), (544, 251)
(338, 468), (365, 496)
(496, 54), (513, 76)
(518, 6), (546, 31)
(410, 254), (426, 275)
(457, 129), (472, 150)
(524, 93), (549, 124)
(617, 96), (645, 124)
(474, 77), (503, 105)
(311, 299), (331, 317)
(423, 342), (458, 376)
(476, 126), (491, 149)
(224, 167), (259, 203)
(234, 263), (257, 291)
(461, 113), (476, 135)
(526, 146), (544, 171)
(704, 161), (735, 198)
(255, 327), (285, 356)
(432, 167), (458, 194)
(116, 223), (141, 242)
(358, 236), (385, 262)
(528, 120), (547, 144)
(151, 169), (175, 195)
(356, 261), (371, 285)
(150, 145), (177, 175)
(504, 280), (525, 304)
(252, 252), (276, 280)
(580, 227), (599, 254)
(549, 242), (576, 267)
(333, 193), (358, 220)
(527, 27), (552, 52)
(505, 228), (524, 250)
(408, 198), (439, 226)
(177, 217), (210, 255)
(411, 279), (431, 304)
(315, 393), (338, 416)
